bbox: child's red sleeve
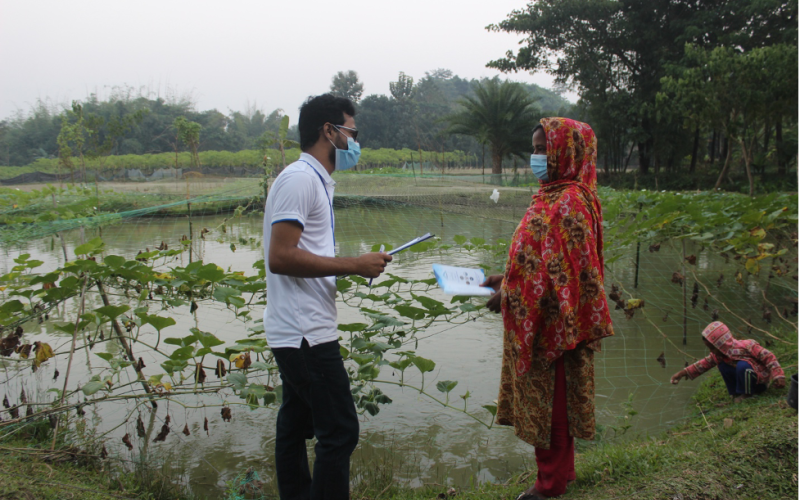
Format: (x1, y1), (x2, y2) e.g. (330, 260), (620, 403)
(685, 354), (717, 380)
(753, 344), (785, 382)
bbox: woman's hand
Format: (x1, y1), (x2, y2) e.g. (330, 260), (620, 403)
(486, 291), (502, 313)
(481, 275), (504, 314)
(481, 274), (504, 293)
(670, 369), (688, 385)
(772, 377), (786, 389)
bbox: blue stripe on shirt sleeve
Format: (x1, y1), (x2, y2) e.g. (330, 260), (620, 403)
(272, 218), (304, 228)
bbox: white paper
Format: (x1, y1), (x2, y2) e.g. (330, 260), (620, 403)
(432, 264), (494, 296)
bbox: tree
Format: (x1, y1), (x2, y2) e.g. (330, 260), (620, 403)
(444, 78), (538, 175)
(330, 70), (364, 103)
(389, 72), (415, 101)
(57, 102), (87, 183)
(174, 116), (202, 168)
(256, 113), (299, 171)
(660, 43), (798, 195)
(486, 0), (798, 176)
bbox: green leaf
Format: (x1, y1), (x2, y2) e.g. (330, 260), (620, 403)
(103, 255), (126, 268)
(191, 328), (225, 348)
(482, 404), (498, 417)
(142, 314), (176, 332)
(95, 353), (114, 362)
(227, 372), (247, 391)
(81, 381), (105, 396)
(363, 401), (380, 416)
(413, 294), (444, 310)
(453, 235), (467, 245)
(436, 380), (458, 393)
(170, 345), (195, 360)
(263, 392), (277, 405)
(338, 323), (368, 333)
(197, 264), (225, 282)
(411, 356), (435, 373)
(394, 305), (427, 320)
(249, 362), (276, 372)
(160, 359), (188, 374)
(213, 286), (241, 304)
(388, 359), (413, 371)
(95, 305), (130, 320)
(74, 237), (104, 256)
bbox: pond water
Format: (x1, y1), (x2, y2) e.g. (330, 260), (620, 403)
(0, 202), (791, 497)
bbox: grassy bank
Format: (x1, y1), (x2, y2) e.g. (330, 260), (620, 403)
(1, 334), (796, 500)
(372, 331), (798, 500)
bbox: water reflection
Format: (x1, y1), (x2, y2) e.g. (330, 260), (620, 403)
(0, 205), (792, 498)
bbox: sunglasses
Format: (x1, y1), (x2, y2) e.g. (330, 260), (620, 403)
(321, 123), (359, 142)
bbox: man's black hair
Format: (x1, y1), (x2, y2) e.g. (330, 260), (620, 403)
(299, 94), (357, 151)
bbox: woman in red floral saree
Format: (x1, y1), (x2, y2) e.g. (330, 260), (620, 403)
(483, 117), (614, 499)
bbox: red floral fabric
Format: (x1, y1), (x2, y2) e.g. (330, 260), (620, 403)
(501, 117), (614, 375)
(685, 321), (785, 385)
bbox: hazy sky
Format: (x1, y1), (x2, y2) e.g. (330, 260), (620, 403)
(0, 0), (573, 122)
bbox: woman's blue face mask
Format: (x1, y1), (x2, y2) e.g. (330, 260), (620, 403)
(530, 154), (548, 182)
(329, 129), (361, 171)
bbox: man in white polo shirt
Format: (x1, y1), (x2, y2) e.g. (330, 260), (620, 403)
(264, 94), (391, 500)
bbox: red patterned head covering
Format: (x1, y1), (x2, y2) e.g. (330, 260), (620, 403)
(702, 321), (747, 358)
(501, 117), (613, 375)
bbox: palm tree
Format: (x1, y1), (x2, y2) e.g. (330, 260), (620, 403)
(444, 78), (538, 175)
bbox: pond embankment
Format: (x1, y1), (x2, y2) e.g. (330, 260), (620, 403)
(2, 340), (795, 500)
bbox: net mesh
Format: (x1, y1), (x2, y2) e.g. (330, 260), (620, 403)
(0, 171), (796, 494)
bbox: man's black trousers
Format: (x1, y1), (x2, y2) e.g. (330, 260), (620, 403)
(272, 339), (359, 500)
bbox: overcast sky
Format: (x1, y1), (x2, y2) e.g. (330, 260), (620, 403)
(0, 0), (574, 122)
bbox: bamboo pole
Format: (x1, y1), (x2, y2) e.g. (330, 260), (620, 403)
(51, 277), (88, 450)
(96, 281), (157, 409)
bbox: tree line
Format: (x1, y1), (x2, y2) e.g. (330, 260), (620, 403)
(486, 0), (797, 194)
(0, 73), (571, 170)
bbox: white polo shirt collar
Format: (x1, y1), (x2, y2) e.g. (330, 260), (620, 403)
(299, 152), (336, 187)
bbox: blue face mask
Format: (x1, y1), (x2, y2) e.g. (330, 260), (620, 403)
(330, 133), (361, 171)
(530, 154), (548, 182)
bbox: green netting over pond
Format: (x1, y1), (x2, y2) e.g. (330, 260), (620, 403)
(0, 173), (795, 496)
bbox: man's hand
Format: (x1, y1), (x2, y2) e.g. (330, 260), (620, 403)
(355, 252), (392, 279)
(270, 222), (391, 278)
(481, 275), (504, 314)
(772, 377), (786, 389)
(670, 369), (688, 385)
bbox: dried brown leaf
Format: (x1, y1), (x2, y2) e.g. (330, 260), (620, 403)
(153, 423), (170, 442)
(215, 359), (226, 378)
(122, 433), (133, 450)
(136, 415), (146, 438)
(183, 424), (190, 436)
(195, 363), (207, 384)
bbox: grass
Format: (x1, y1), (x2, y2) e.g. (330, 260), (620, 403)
(0, 336), (796, 500)
(362, 330), (799, 500)
(0, 421), (191, 500)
